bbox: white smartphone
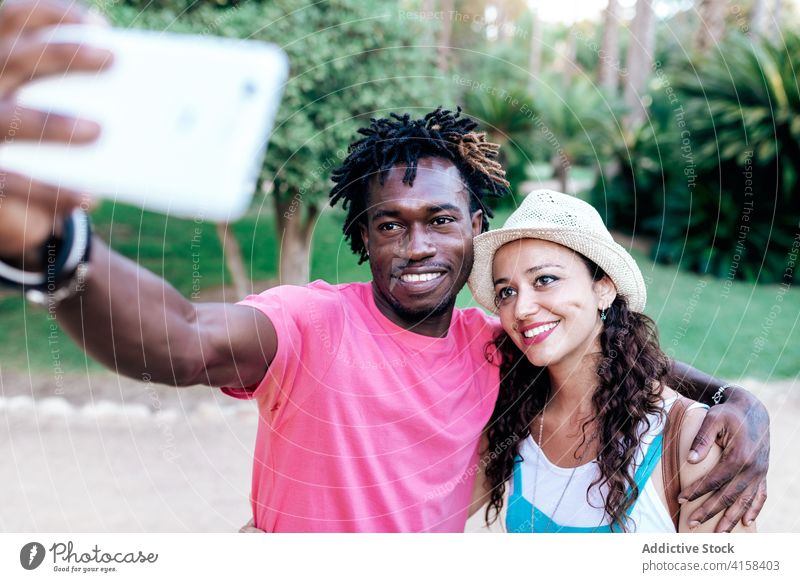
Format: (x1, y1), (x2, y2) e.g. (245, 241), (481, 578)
(0, 26), (288, 222)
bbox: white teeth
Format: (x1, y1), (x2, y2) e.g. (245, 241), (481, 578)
(523, 321), (559, 338)
(400, 272), (443, 283)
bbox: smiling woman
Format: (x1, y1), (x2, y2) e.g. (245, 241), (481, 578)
(492, 239), (616, 372)
(467, 190), (758, 534)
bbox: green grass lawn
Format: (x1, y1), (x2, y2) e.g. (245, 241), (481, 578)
(1, 201), (796, 380)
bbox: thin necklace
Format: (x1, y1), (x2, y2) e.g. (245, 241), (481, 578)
(530, 401), (593, 532)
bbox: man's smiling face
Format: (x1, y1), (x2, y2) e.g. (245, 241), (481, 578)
(360, 157), (483, 330)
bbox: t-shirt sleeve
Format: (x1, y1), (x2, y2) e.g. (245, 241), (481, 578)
(219, 283), (322, 403)
(463, 307), (503, 365)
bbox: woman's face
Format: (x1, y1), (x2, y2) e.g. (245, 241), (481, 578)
(492, 239), (616, 370)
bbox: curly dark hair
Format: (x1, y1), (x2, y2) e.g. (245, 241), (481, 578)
(483, 257), (672, 532)
(328, 107), (511, 263)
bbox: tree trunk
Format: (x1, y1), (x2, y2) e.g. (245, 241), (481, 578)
(773, 0), (782, 38)
(695, 0), (727, 54)
(422, 0), (437, 45)
(598, 0), (621, 94)
(559, 167), (570, 194)
(274, 194), (317, 286)
(622, 0), (655, 131)
(437, 0), (454, 72)
(551, 154), (570, 193)
(494, 2), (508, 41)
(562, 26), (578, 83)
(215, 223), (251, 300)
(527, 8), (543, 91)
(750, 0), (767, 35)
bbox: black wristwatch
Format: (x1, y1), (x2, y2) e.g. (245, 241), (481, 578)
(0, 209), (92, 307)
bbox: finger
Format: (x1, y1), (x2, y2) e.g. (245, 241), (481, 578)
(0, 104), (100, 143)
(743, 480), (767, 526)
(0, 0), (91, 38)
(238, 519), (264, 533)
(713, 483), (757, 533)
(687, 411), (721, 463)
(679, 456), (739, 503)
(0, 39), (113, 96)
(1, 170), (91, 214)
(0, 171), (92, 257)
(686, 476), (748, 528)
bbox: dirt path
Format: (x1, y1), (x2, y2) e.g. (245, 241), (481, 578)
(1, 371), (797, 532)
(0, 370), (256, 532)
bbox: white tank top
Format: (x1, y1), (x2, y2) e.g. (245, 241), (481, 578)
(503, 396), (708, 533)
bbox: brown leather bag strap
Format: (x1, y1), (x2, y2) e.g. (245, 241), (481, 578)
(662, 396), (692, 530)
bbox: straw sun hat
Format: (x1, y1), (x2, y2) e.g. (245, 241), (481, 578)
(468, 189), (647, 314)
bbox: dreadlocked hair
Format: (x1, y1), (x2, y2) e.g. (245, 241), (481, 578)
(483, 257), (672, 532)
(329, 107), (511, 263)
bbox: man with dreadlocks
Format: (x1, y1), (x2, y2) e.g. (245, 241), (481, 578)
(0, 14), (770, 530)
(224, 107), (519, 531)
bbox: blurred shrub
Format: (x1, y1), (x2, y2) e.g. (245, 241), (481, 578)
(96, 0), (455, 284)
(531, 74), (623, 166)
(101, 0), (453, 207)
(590, 78), (674, 239)
(460, 85), (536, 198)
(594, 32), (800, 284)
(119, 0), (251, 12)
(530, 74), (624, 195)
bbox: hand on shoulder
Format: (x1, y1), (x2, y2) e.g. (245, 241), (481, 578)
(677, 405), (756, 533)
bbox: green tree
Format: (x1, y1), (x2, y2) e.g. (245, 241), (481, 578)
(598, 0), (622, 94)
(596, 30), (800, 284)
(622, 0), (655, 130)
(666, 31), (800, 282)
(107, 0), (452, 284)
(532, 74), (625, 193)
(460, 85), (536, 195)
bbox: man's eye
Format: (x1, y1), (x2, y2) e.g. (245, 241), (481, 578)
(432, 216), (455, 226)
(378, 223), (402, 232)
(535, 275), (558, 286)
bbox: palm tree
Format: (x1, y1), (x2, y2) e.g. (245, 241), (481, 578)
(750, 0), (767, 35)
(695, 0), (727, 53)
(622, 0), (655, 130)
(528, 7), (543, 88)
(599, 0), (621, 94)
(461, 86), (537, 194)
(532, 75), (625, 193)
(664, 31), (800, 281)
(438, 0), (454, 72)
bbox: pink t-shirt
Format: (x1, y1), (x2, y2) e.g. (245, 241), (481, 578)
(222, 280), (500, 532)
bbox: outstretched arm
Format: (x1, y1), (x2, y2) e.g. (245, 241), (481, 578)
(55, 238), (277, 388)
(670, 361), (770, 532)
(0, 0), (277, 390)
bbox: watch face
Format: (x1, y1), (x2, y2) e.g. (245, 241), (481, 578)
(24, 263), (89, 308)
(0, 209), (90, 298)
(24, 288), (50, 307)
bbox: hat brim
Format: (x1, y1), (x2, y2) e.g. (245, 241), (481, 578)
(467, 226), (647, 314)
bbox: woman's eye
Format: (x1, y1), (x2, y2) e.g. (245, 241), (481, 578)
(495, 287), (516, 303)
(535, 275), (558, 286)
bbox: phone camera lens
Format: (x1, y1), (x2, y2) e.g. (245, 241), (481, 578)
(242, 80), (257, 97)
